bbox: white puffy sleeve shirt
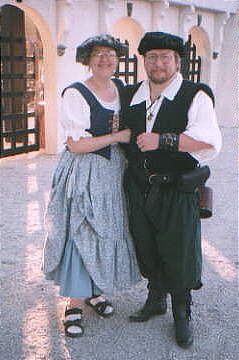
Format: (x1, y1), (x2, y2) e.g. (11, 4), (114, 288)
(130, 73), (222, 163)
(61, 85), (120, 143)
(183, 90), (222, 162)
(61, 88), (92, 141)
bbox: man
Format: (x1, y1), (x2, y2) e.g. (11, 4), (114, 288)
(123, 32), (222, 348)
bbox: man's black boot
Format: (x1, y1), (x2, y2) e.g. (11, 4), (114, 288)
(129, 289), (167, 322)
(171, 292), (194, 348)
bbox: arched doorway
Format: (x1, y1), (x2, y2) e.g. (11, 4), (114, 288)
(111, 17), (145, 82)
(189, 26), (211, 83)
(0, 5), (44, 157)
(1, 2), (57, 157)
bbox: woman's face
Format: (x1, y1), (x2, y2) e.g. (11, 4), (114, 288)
(89, 46), (118, 78)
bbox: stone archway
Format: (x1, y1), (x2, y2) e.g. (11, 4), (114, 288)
(111, 17), (145, 81)
(2, 1), (58, 154)
(189, 26), (211, 83)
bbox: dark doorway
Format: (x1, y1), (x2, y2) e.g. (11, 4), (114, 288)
(1, 5), (44, 157)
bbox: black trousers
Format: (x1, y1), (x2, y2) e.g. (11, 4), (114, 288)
(124, 169), (202, 294)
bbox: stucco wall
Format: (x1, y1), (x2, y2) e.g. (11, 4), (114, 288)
(215, 13), (238, 127)
(1, 0), (238, 153)
(1, 0), (57, 40)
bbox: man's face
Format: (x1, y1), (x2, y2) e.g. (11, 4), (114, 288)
(144, 49), (179, 85)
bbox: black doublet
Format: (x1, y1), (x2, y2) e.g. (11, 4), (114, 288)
(123, 79), (214, 292)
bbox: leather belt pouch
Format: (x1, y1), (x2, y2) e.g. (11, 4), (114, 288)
(199, 185), (213, 218)
(177, 165), (211, 192)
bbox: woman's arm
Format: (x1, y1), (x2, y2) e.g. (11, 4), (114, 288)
(61, 88), (92, 141)
(66, 128), (131, 153)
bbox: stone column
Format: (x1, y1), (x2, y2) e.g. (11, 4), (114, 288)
(179, 5), (196, 41)
(56, 0), (74, 48)
(150, 0), (170, 31)
(99, 0), (117, 33)
(210, 12), (231, 90)
(213, 12), (230, 59)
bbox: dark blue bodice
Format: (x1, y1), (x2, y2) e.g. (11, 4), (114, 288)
(62, 79), (125, 159)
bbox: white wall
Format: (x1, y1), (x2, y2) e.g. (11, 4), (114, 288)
(1, 0), (237, 153)
(1, 0), (57, 40)
(214, 13), (238, 127)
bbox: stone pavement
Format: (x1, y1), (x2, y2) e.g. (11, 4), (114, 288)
(0, 127), (238, 360)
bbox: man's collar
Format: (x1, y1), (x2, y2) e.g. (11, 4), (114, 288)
(162, 72), (183, 100)
(130, 72), (183, 105)
(130, 80), (150, 106)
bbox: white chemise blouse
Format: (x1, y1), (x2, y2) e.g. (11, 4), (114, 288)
(60, 82), (120, 146)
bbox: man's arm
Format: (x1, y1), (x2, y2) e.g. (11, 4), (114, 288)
(137, 90), (222, 158)
(178, 134), (213, 152)
(136, 132), (212, 152)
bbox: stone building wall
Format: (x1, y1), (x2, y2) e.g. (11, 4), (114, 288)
(1, 0), (238, 153)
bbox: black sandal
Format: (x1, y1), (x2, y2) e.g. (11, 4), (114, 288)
(63, 307), (84, 338)
(85, 296), (114, 318)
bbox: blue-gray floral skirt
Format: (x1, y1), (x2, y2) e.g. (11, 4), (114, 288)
(42, 145), (141, 298)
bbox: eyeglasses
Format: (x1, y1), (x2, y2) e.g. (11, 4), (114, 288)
(91, 51), (118, 61)
(144, 53), (174, 64)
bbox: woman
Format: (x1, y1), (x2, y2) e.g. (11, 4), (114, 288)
(42, 34), (140, 338)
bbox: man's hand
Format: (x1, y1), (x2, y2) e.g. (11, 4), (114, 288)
(137, 132), (160, 152)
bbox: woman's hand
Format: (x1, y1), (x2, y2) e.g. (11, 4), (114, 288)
(66, 136), (79, 153)
(114, 129), (131, 143)
(65, 129), (131, 154)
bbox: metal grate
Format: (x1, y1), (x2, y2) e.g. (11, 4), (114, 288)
(115, 40), (138, 84)
(1, 38), (39, 157)
(181, 35), (201, 83)
(0, 5), (40, 157)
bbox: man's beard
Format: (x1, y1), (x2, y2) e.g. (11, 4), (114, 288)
(149, 75), (166, 84)
(148, 71), (176, 85)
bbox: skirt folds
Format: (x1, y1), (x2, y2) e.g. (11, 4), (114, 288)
(42, 145), (141, 298)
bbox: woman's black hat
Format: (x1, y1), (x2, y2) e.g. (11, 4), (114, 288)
(138, 32), (185, 57)
(76, 34), (127, 64)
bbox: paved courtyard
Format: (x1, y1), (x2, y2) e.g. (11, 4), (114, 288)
(0, 127), (238, 360)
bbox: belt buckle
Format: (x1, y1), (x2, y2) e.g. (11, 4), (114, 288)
(148, 174), (157, 184)
(148, 173), (171, 185)
(143, 159), (150, 169)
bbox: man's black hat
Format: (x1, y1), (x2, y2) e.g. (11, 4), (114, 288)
(76, 34), (127, 64)
(138, 32), (185, 57)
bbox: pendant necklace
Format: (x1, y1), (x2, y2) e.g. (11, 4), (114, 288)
(146, 95), (161, 121)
